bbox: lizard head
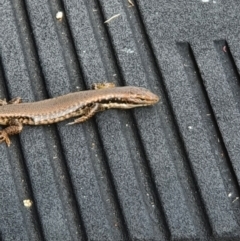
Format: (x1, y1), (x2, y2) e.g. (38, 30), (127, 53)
(98, 86), (160, 109)
(126, 86), (160, 106)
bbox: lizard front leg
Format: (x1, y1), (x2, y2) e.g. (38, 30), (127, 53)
(67, 103), (101, 125)
(92, 82), (115, 90)
(8, 97), (22, 104)
(0, 119), (23, 146)
(0, 97), (22, 106)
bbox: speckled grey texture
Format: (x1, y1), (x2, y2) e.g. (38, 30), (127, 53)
(0, 0), (240, 240)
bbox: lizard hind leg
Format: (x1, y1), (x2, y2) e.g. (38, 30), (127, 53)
(67, 103), (100, 125)
(0, 120), (23, 146)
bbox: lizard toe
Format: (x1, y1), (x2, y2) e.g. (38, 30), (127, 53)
(0, 131), (11, 146)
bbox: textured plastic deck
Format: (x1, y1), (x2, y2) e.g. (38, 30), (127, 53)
(0, 0), (240, 240)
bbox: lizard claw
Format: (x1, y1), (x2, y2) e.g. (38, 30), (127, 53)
(0, 130), (11, 146)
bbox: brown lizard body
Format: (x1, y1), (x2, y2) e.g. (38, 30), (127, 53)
(0, 83), (159, 146)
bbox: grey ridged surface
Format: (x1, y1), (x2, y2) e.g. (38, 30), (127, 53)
(0, 0), (240, 240)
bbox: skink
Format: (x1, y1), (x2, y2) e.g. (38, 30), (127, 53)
(0, 83), (159, 146)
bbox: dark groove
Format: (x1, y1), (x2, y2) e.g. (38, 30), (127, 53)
(96, 6), (207, 235)
(47, 0), (86, 92)
(9, 138), (45, 241)
(214, 41), (240, 190)
(216, 41), (240, 81)
(128, 0), (211, 236)
(176, 41), (222, 232)
(11, 0), (49, 100)
(58, 0), (131, 239)
(10, 1), (88, 239)
(77, 4), (130, 239)
(131, 1), (213, 235)
(57, 0), (127, 239)
(25, 0), (88, 238)
(46, 0), (128, 239)
(44, 126), (87, 241)
(94, 0), (171, 238)
(62, 0), (146, 238)
(10, 0), (85, 239)
(214, 40), (240, 118)
(95, 0), (171, 237)
(0, 59), (12, 101)
(190, 41), (240, 195)
(93, 1), (165, 239)
(57, 0), (87, 91)
(113, 0), (157, 82)
(81, 0), (115, 82)
(86, 124), (129, 240)
(93, 0), (124, 86)
(0, 57), (45, 241)
(129, 114), (171, 239)
(180, 42), (240, 224)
